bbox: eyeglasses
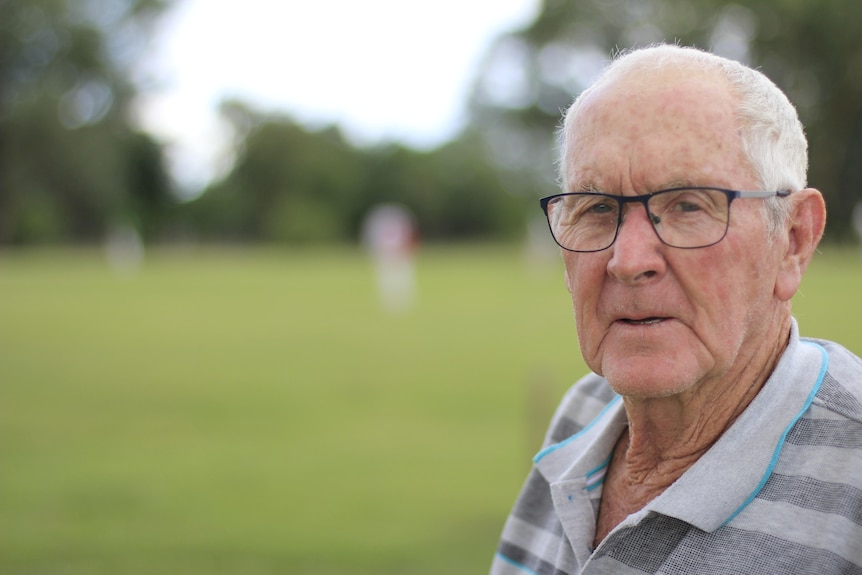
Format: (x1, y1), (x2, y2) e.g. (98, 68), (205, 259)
(540, 187), (790, 253)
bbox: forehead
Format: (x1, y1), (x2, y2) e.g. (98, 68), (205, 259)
(563, 70), (755, 192)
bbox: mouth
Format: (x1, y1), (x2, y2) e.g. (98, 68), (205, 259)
(620, 317), (668, 326)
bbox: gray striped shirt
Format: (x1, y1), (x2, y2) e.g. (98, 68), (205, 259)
(492, 320), (862, 574)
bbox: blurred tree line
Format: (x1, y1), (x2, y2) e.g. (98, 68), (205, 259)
(3, 0), (862, 246)
(1, 0), (172, 244)
(179, 103), (528, 244)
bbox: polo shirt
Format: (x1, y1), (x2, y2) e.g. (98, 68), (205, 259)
(492, 320), (862, 574)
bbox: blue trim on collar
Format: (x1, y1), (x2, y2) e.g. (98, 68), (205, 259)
(721, 340), (829, 526)
(495, 552), (539, 575)
(585, 453), (613, 492)
(533, 395), (622, 464)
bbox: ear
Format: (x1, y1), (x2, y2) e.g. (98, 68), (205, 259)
(775, 188), (826, 301)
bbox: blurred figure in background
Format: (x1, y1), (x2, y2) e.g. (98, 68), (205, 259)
(362, 204), (418, 314)
(492, 44), (862, 574)
(853, 201), (862, 258)
(104, 221), (144, 278)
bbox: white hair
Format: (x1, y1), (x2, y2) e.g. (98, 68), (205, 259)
(558, 44), (807, 232)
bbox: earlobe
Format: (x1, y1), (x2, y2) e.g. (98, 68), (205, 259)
(775, 188), (827, 301)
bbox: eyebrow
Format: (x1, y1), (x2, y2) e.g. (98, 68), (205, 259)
(573, 182), (603, 193)
(661, 179), (699, 189)
(571, 179), (702, 195)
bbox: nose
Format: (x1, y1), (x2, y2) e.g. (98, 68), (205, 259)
(606, 204), (667, 284)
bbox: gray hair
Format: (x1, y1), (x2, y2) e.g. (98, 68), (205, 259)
(558, 44), (807, 233)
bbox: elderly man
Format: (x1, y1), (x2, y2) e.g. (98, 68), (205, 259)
(492, 45), (862, 574)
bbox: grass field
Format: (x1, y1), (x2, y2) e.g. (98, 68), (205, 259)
(2, 244), (861, 574)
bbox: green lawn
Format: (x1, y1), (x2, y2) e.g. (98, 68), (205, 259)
(2, 244), (861, 574)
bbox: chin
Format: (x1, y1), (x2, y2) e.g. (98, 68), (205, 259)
(600, 358), (700, 400)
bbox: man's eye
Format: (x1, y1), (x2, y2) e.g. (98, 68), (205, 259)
(665, 192), (710, 213)
(673, 200), (703, 212)
(588, 202), (615, 214)
(574, 198), (617, 217)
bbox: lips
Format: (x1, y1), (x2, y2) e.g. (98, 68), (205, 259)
(622, 317), (666, 325)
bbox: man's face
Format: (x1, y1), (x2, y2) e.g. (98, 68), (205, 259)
(561, 70), (791, 400)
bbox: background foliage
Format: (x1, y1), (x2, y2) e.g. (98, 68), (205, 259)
(3, 0), (862, 246)
(1, 0), (172, 244)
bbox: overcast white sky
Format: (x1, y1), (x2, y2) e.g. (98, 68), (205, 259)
(134, 0), (539, 193)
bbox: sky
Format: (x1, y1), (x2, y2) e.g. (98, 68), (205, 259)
(134, 0), (540, 193)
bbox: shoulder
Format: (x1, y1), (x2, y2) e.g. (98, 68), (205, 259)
(759, 340), (862, 565)
(804, 338), (862, 425)
(543, 373), (617, 446)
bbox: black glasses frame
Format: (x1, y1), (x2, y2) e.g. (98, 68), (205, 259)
(539, 187), (791, 253)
